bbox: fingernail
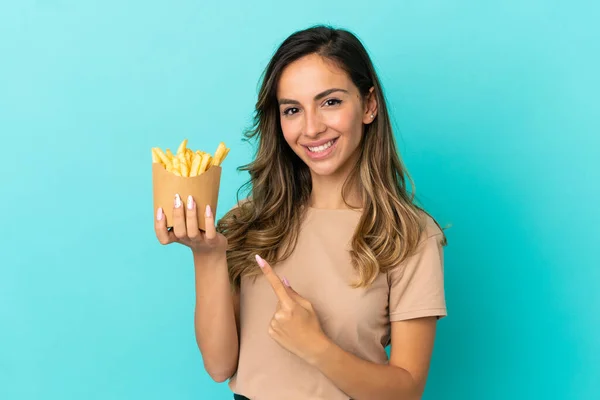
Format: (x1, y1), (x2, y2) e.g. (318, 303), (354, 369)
(156, 207), (163, 221)
(187, 195), (194, 210)
(282, 277), (290, 287)
(255, 254), (265, 268)
(174, 194), (181, 208)
(205, 204), (212, 218)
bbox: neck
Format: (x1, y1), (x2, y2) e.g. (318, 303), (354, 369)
(308, 153), (362, 210)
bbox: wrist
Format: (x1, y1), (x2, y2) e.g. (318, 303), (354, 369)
(307, 333), (336, 367)
(192, 250), (227, 266)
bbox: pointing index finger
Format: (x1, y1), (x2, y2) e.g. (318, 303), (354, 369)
(255, 254), (293, 307)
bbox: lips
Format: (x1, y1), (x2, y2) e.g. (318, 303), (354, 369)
(302, 137), (339, 160)
(302, 137), (339, 148)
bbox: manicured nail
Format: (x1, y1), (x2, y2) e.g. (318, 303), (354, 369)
(255, 254), (265, 268)
(156, 207), (163, 221)
(282, 277), (290, 287)
(205, 204), (212, 218)
(174, 194), (182, 208)
(187, 195), (194, 210)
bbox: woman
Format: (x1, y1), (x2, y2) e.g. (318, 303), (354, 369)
(155, 25), (448, 400)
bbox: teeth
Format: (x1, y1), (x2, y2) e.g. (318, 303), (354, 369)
(308, 139), (335, 153)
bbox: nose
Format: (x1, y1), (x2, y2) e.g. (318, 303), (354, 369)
(303, 109), (326, 138)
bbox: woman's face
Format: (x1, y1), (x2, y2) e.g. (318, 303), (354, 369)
(276, 54), (377, 178)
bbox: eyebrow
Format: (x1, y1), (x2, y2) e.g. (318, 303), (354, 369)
(278, 88), (349, 106)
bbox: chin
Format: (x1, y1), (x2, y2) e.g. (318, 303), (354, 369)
(308, 165), (339, 176)
(302, 157), (348, 177)
(297, 152), (357, 178)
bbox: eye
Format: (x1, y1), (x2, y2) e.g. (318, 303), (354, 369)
(324, 99), (342, 107)
(283, 107), (299, 116)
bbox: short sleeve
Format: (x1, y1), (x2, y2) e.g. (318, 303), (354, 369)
(387, 225), (447, 322)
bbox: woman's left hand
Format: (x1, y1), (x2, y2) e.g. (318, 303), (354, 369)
(255, 255), (331, 364)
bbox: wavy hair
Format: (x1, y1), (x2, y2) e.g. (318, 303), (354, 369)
(217, 25), (446, 290)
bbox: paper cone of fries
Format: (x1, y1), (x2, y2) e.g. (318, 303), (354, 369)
(152, 139), (229, 231)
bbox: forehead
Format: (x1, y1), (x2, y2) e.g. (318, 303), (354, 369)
(276, 54), (353, 98)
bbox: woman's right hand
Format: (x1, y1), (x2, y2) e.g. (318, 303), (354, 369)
(154, 193), (228, 257)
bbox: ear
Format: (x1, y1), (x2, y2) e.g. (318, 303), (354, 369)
(362, 86), (378, 124)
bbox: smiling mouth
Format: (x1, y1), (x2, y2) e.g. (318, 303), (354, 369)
(305, 138), (339, 153)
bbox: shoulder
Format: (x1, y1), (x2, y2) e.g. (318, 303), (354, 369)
(387, 211), (446, 279)
(413, 208), (447, 249)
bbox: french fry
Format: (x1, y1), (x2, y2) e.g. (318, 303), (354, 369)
(151, 139), (229, 177)
(151, 148), (160, 163)
(212, 142), (227, 166)
(199, 153), (212, 174)
(153, 147), (173, 170)
(190, 153), (202, 177)
(177, 139), (188, 155)
(172, 157), (182, 176)
(179, 153), (189, 177)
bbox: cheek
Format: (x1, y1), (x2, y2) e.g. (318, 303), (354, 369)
(326, 108), (362, 140)
(280, 118), (300, 148)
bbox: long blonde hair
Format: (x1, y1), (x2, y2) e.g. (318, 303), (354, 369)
(217, 25), (446, 289)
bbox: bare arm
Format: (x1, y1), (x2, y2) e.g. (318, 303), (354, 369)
(311, 317), (438, 400)
(193, 252), (240, 382)
(154, 195), (241, 383)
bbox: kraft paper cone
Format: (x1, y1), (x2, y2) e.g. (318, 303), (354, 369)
(152, 162), (222, 231)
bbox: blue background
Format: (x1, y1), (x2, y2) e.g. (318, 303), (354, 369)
(1, 1), (598, 399)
